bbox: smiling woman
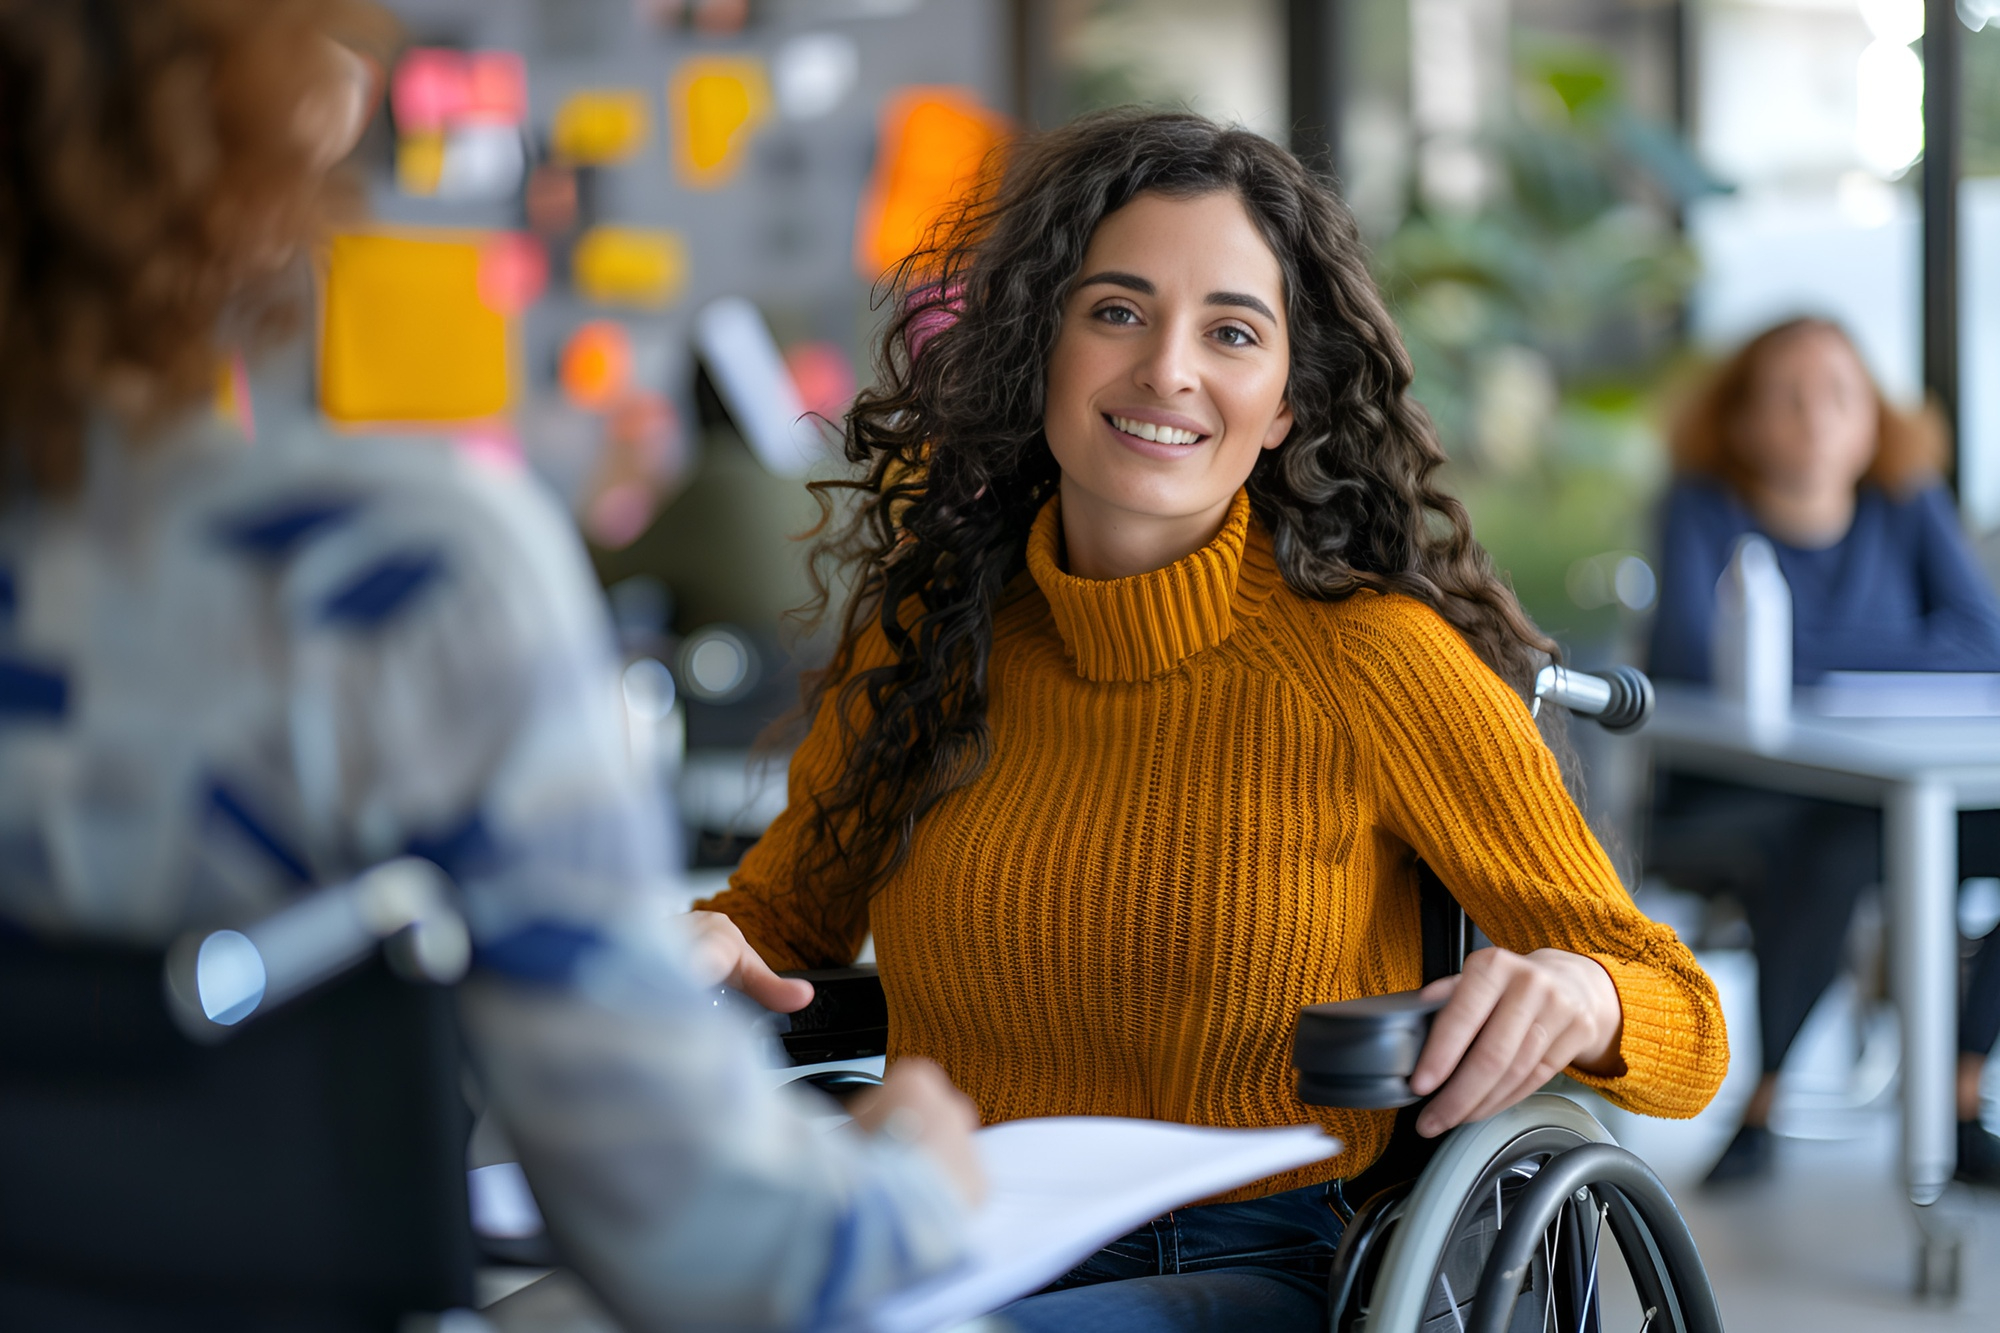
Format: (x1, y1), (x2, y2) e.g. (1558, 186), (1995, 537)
(690, 109), (1728, 1333)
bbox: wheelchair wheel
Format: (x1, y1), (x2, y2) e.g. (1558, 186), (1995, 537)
(1327, 1094), (1719, 1333)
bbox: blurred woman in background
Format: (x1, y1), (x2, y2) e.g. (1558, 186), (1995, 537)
(693, 109), (1727, 1333)
(0, 3), (980, 1327)
(1648, 317), (2000, 1187)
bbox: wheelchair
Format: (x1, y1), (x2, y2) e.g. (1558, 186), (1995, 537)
(0, 859), (483, 1331)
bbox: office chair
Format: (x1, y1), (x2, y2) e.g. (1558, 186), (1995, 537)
(0, 861), (479, 1332)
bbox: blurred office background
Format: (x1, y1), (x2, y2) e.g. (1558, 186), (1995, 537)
(295, 0), (2000, 819)
(264, 2), (2000, 1322)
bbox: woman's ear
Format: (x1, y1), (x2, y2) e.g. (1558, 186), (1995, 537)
(1263, 400), (1295, 451)
(299, 41), (378, 170)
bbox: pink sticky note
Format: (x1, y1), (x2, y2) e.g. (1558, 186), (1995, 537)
(477, 233), (548, 315)
(393, 49), (471, 133)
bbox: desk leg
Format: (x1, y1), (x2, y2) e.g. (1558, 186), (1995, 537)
(1884, 779), (1961, 1299)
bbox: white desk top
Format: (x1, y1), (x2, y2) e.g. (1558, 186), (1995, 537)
(1647, 683), (2000, 806)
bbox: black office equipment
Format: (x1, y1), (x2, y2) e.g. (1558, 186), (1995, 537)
(0, 907), (476, 1330)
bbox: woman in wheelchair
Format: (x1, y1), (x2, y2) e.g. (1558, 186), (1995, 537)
(691, 109), (1729, 1331)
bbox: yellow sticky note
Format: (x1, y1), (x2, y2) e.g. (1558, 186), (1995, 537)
(573, 227), (687, 308)
(396, 132), (445, 196)
(320, 232), (511, 424)
(857, 89), (1010, 278)
(552, 90), (651, 164)
(670, 56), (770, 189)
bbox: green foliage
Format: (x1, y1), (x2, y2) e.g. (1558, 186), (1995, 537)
(1377, 38), (1714, 644)
(1969, 26), (2000, 179)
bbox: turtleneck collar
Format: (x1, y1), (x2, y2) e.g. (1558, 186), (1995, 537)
(1026, 489), (1280, 682)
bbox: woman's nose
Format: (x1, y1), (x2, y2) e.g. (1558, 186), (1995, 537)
(1133, 327), (1199, 398)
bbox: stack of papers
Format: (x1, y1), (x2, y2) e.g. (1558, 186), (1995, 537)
(847, 1117), (1340, 1333)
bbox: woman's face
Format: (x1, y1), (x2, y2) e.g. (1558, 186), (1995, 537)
(1737, 329), (1879, 495)
(1042, 190), (1294, 530)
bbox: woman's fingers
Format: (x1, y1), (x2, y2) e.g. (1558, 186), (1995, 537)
(1415, 963), (1544, 1135)
(682, 910), (816, 1013)
(1412, 947), (1613, 1137)
(1405, 973), (1473, 1097)
(850, 1058), (987, 1205)
(731, 946), (817, 1014)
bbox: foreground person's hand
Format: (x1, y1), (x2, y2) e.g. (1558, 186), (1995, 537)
(849, 1058), (987, 1207)
(1408, 946), (1624, 1138)
(682, 910), (816, 1013)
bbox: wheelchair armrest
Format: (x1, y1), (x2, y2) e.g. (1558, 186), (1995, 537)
(1292, 989), (1447, 1109)
(776, 965), (888, 1066)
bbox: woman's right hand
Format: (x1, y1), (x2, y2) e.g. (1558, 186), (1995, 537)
(682, 910), (816, 1013)
(849, 1058), (987, 1207)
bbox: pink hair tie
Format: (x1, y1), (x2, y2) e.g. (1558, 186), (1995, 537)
(904, 283), (965, 362)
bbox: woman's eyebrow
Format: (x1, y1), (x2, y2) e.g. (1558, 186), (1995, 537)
(1074, 270), (1154, 295)
(1208, 291), (1277, 322)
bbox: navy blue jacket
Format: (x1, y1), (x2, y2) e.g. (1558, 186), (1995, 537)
(1647, 478), (2000, 684)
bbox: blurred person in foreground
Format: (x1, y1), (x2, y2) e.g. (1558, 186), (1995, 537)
(1647, 317), (2000, 1187)
(0, 2), (979, 1328)
(689, 110), (1727, 1333)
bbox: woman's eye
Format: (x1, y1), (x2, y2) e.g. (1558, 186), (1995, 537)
(1095, 305), (1139, 325)
(1213, 324), (1255, 347)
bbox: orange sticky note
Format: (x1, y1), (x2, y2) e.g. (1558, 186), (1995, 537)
(572, 226), (687, 308)
(670, 56), (771, 188)
(559, 321), (632, 410)
(320, 231), (511, 424)
(856, 89), (1009, 279)
(552, 90), (651, 164)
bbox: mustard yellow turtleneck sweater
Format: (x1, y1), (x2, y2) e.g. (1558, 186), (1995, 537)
(698, 491), (1727, 1196)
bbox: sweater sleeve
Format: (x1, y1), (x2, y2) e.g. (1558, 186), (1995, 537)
(1330, 593), (1729, 1119)
(689, 629), (891, 971)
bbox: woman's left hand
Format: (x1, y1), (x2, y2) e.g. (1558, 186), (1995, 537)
(1407, 947), (1624, 1138)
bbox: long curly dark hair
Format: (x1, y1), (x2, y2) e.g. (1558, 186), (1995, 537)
(788, 108), (1556, 927)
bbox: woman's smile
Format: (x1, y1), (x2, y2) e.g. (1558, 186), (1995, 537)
(1102, 409), (1212, 454)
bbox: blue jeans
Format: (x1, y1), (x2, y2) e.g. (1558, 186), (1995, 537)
(998, 1180), (1350, 1333)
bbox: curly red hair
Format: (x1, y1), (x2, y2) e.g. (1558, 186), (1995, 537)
(0, 0), (394, 489)
(1670, 317), (1948, 498)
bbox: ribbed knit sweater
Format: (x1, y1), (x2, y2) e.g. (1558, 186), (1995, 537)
(698, 490), (1727, 1195)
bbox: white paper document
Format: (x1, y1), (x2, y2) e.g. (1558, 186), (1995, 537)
(1803, 671), (2000, 718)
(848, 1117), (1341, 1333)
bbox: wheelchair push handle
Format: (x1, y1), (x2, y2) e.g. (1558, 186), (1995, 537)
(1533, 664), (1654, 733)
(163, 858), (470, 1042)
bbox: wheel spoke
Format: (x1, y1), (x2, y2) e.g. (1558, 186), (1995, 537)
(1542, 1200), (1565, 1333)
(1577, 1199), (1608, 1333)
(1439, 1269), (1468, 1333)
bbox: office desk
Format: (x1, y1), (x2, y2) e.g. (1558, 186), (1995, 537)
(1645, 684), (2000, 1297)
